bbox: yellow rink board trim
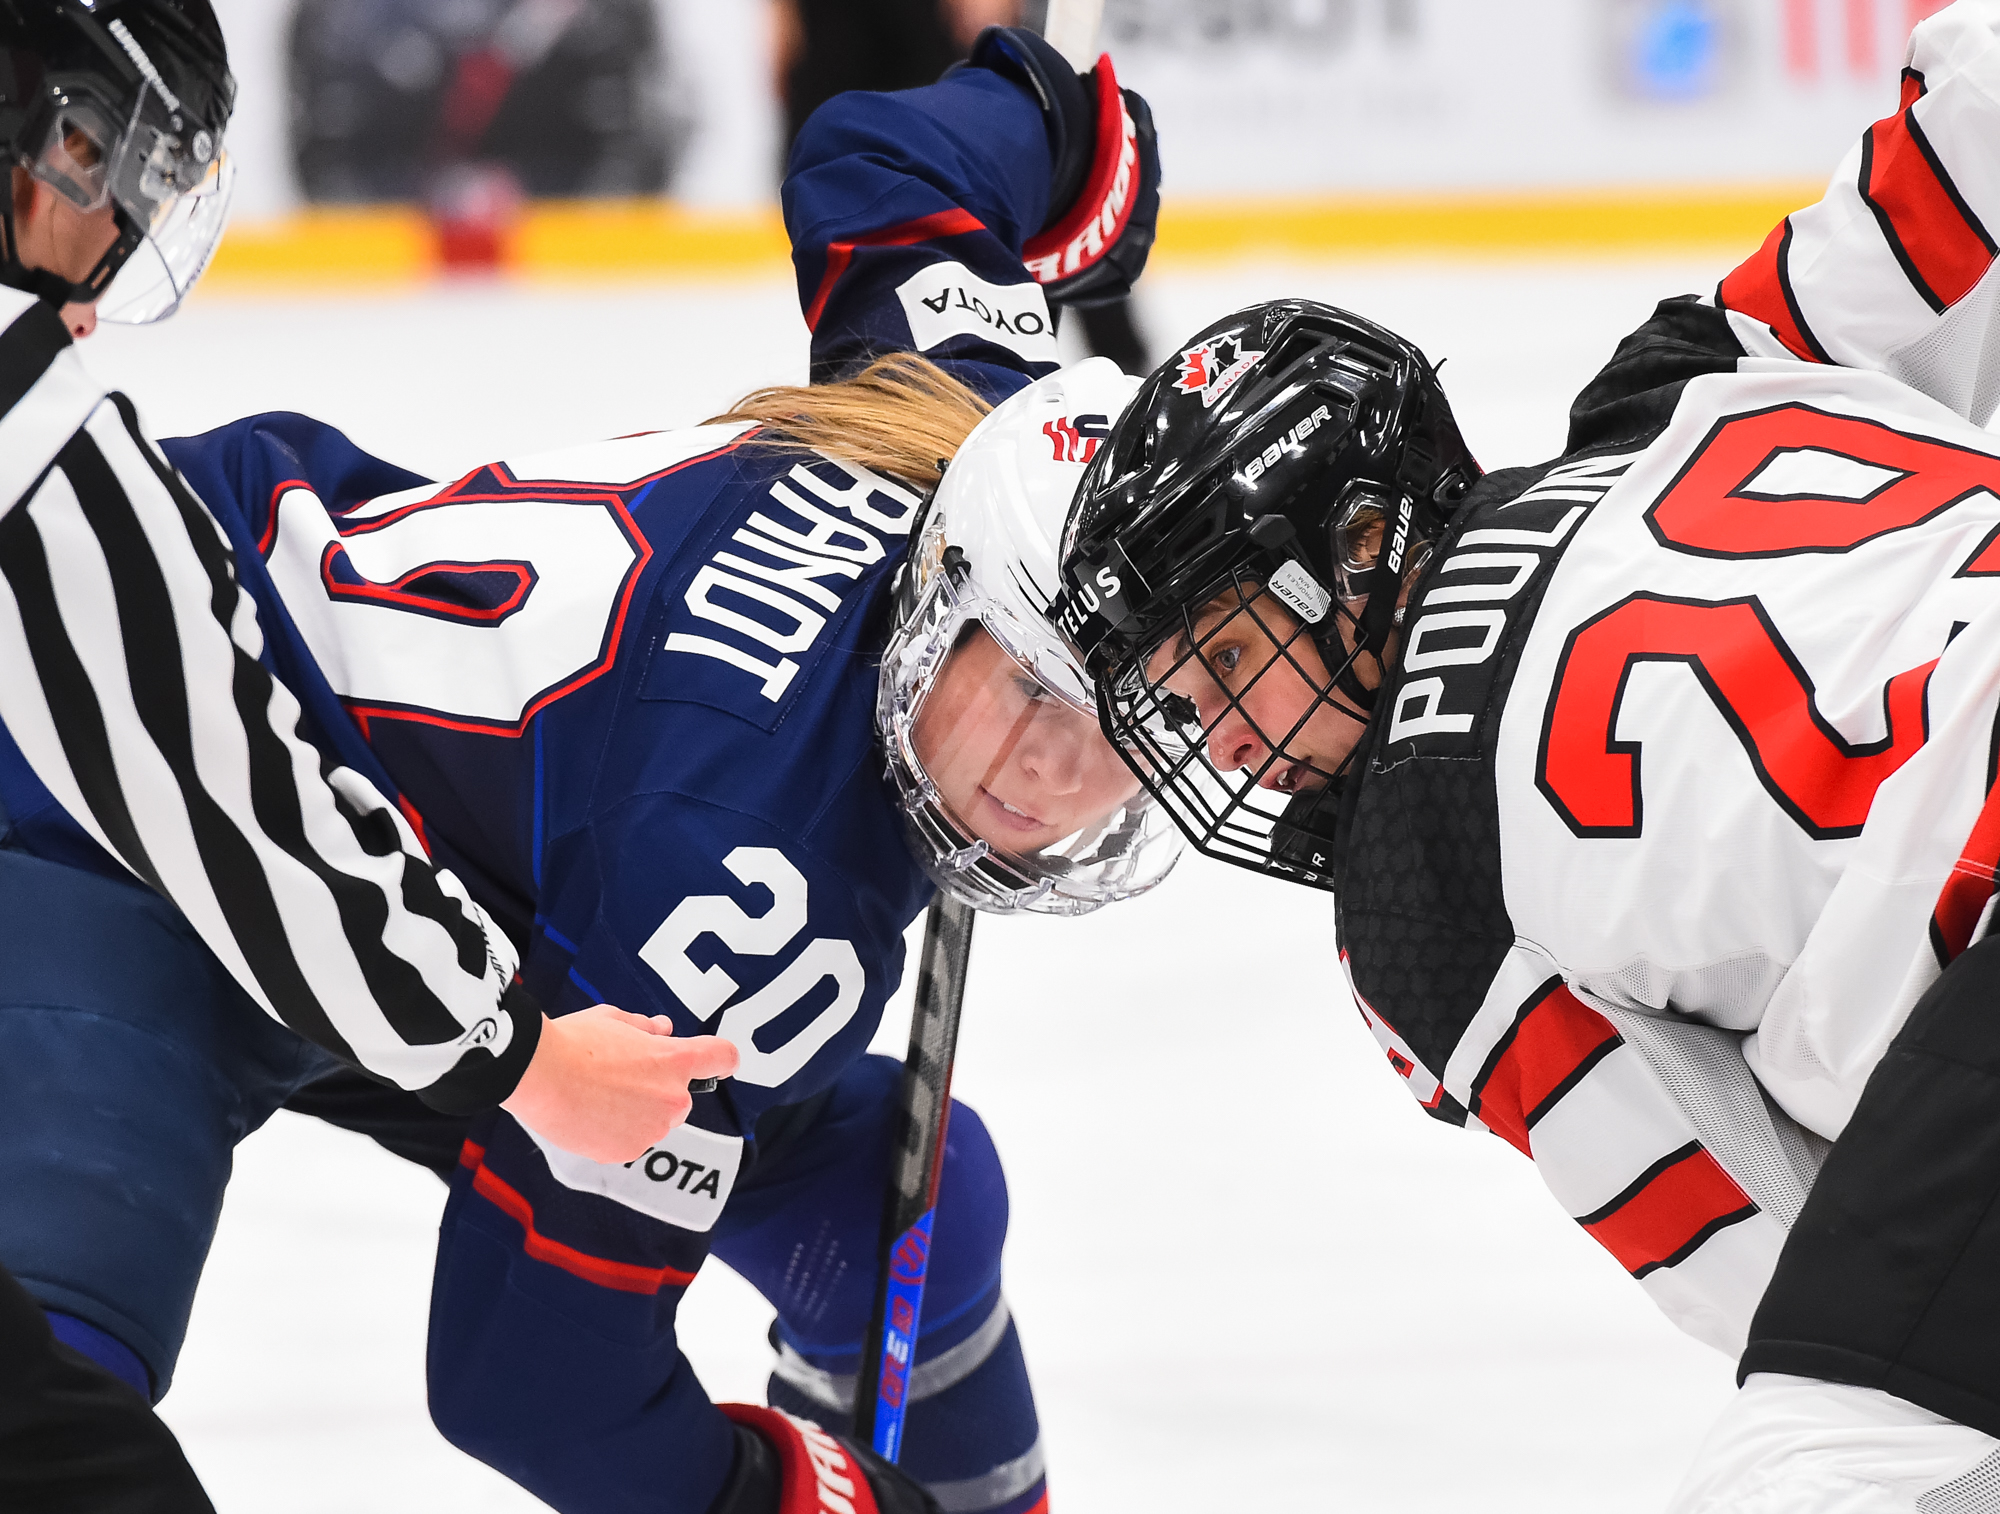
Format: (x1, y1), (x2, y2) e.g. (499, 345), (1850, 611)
(203, 185), (1822, 287)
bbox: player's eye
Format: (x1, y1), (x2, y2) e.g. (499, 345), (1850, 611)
(1208, 642), (1243, 677)
(1012, 674), (1052, 704)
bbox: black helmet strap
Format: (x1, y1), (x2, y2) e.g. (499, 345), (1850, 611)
(0, 181), (140, 311)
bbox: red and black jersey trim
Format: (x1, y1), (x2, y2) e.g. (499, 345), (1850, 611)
(1577, 1141), (1759, 1279)
(1929, 708), (2000, 965)
(1860, 70), (1999, 315)
(1717, 217), (1834, 364)
(458, 1138), (701, 1296)
(1468, 978), (1624, 1158)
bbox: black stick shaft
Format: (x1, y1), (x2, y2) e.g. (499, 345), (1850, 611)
(852, 894), (976, 1457)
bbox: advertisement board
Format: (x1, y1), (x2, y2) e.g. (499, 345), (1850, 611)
(1110, 0), (1947, 196)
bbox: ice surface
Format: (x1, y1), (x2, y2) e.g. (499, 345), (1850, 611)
(72, 258), (1747, 1512)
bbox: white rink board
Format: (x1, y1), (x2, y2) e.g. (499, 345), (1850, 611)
(70, 262), (1755, 1512)
(209, 0), (1926, 213)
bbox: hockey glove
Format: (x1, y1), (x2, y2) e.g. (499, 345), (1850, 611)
(709, 1404), (942, 1514)
(969, 25), (1161, 309)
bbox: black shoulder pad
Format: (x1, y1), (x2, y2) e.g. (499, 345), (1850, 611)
(1565, 296), (1747, 456)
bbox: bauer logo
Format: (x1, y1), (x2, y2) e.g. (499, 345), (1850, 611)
(1266, 559), (1330, 624)
(895, 261), (1060, 365)
(524, 1119), (745, 1233)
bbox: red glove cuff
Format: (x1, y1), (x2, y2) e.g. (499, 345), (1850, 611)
(1022, 55), (1141, 288)
(720, 1404), (881, 1514)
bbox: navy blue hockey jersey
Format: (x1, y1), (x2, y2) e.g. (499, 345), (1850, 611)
(0, 62), (1064, 1115)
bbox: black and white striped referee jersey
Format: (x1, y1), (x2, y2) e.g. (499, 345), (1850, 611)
(0, 286), (539, 1112)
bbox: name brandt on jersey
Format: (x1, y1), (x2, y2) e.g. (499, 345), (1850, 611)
(1384, 452), (1637, 756)
(663, 454), (923, 702)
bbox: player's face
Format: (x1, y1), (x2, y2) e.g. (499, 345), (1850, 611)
(913, 627), (1144, 854)
(1146, 589), (1370, 794)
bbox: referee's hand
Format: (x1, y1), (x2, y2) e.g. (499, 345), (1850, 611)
(500, 1007), (739, 1164)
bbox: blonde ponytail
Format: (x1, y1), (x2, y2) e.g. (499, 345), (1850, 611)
(704, 352), (993, 490)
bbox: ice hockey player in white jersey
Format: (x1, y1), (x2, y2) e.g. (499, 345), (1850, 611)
(1055, 1), (2000, 1506)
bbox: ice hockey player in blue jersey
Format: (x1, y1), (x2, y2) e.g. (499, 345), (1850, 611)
(0, 23), (1166, 1514)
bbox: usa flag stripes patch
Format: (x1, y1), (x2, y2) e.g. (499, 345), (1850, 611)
(1575, 1140), (1758, 1279)
(1469, 978), (1624, 1158)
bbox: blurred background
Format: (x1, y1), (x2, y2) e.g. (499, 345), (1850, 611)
(203, 0), (1950, 296)
(105, 3), (1959, 1510)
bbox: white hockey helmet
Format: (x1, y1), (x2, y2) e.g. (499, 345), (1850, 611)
(877, 357), (1183, 916)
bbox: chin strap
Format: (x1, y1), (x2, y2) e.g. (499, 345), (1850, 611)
(0, 196), (143, 314)
(0, 257), (81, 309)
(0, 192), (76, 309)
(1327, 625), (1379, 711)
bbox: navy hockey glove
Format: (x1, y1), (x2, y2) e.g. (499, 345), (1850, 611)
(711, 1405), (941, 1514)
(969, 25), (1161, 309)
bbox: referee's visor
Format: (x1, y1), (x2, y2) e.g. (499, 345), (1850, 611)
(23, 66), (232, 323)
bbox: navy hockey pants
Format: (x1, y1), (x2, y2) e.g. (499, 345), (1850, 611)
(0, 837), (467, 1401)
(429, 1055), (1046, 1514)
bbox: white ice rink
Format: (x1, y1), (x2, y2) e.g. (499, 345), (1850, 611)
(74, 257), (1752, 1512)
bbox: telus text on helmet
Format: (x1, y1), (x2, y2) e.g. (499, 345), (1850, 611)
(1053, 562), (1125, 644)
(1383, 453), (1637, 754)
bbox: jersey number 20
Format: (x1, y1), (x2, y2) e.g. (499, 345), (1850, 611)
(638, 847), (866, 1088)
(1538, 405), (1989, 839)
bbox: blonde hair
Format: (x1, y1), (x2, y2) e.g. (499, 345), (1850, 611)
(705, 352), (993, 490)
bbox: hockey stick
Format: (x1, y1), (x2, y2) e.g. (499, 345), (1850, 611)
(853, 893), (977, 1459)
(850, 0), (1098, 1462)
(1039, 0), (1106, 70)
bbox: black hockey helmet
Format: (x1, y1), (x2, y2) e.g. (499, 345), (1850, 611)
(1053, 298), (1479, 888)
(0, 0), (234, 319)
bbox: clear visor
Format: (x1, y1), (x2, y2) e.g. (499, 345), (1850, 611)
(25, 81), (232, 323)
(95, 150), (233, 323)
(878, 558), (1181, 915)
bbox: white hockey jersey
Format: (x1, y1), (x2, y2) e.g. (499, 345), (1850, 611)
(1338, 0), (2000, 1361)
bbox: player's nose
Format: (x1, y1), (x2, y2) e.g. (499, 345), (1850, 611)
(1204, 703), (1269, 775)
(1016, 717), (1089, 796)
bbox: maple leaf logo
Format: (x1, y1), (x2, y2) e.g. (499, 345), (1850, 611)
(1174, 343), (1215, 395)
(1171, 333), (1264, 408)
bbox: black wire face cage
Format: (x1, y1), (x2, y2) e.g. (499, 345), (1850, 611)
(1098, 564), (1377, 890)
